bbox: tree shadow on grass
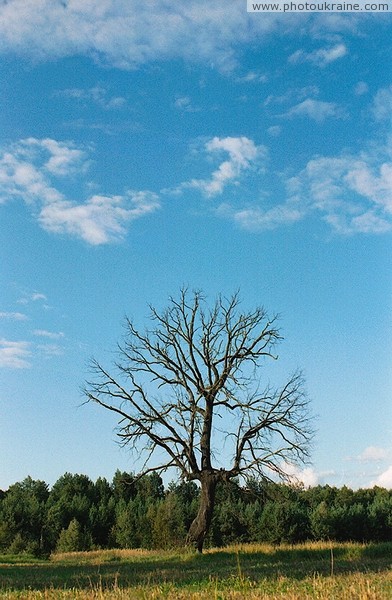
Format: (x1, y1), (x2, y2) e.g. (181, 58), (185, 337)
(1, 544), (391, 592)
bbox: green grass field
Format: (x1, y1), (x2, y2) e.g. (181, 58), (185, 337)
(0, 542), (391, 599)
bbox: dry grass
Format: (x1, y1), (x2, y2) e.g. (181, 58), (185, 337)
(51, 548), (155, 565)
(1, 542), (391, 599)
(1, 573), (391, 600)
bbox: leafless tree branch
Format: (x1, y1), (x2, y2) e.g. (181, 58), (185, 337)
(85, 288), (314, 551)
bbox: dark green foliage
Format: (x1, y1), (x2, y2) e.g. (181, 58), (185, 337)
(0, 477), (49, 555)
(111, 471), (137, 503)
(0, 472), (391, 555)
(56, 518), (86, 553)
(168, 481), (199, 531)
(208, 481), (250, 547)
(45, 473), (96, 551)
(152, 492), (187, 549)
(259, 499), (310, 544)
(367, 489), (392, 541)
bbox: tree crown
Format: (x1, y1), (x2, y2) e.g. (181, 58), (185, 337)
(85, 289), (313, 485)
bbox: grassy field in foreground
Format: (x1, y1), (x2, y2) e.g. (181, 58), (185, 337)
(0, 542), (391, 599)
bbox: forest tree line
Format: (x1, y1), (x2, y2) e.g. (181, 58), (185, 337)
(0, 472), (391, 556)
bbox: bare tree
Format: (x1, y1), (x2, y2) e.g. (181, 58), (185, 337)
(85, 289), (313, 552)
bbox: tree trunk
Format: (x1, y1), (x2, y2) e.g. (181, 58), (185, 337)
(186, 473), (217, 553)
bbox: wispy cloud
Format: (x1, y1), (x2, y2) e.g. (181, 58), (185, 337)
(267, 126), (281, 137)
(56, 85), (126, 110)
(235, 71), (268, 83)
(289, 43), (348, 67)
(39, 190), (160, 245)
(31, 292), (47, 301)
(287, 151), (392, 234)
(33, 330), (65, 340)
(283, 463), (319, 488)
(174, 136), (264, 198)
(264, 87), (344, 123)
(37, 343), (64, 358)
(217, 125), (392, 235)
(174, 96), (200, 113)
(354, 81), (369, 96)
(0, 2), (356, 73)
(357, 446), (388, 462)
(264, 86), (320, 108)
(0, 339), (31, 369)
(0, 139), (160, 244)
(2, 121), (391, 243)
(372, 465), (392, 488)
(0, 138), (87, 206)
(372, 85), (392, 121)
(62, 118), (143, 136)
(0, 311), (28, 321)
(283, 98), (343, 122)
(263, 85), (345, 123)
(17, 291), (47, 305)
(0, 1), (267, 71)
(0, 336), (67, 368)
(220, 202), (303, 232)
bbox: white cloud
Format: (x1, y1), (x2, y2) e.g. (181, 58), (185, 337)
(31, 293), (47, 302)
(37, 343), (64, 357)
(267, 126), (281, 137)
(284, 98), (342, 122)
(56, 85), (126, 110)
(327, 211), (392, 235)
(346, 161), (392, 214)
(354, 81), (369, 96)
(0, 138), (87, 205)
(372, 465), (392, 489)
(0, 2), (360, 74)
(372, 86), (392, 121)
(17, 291), (47, 305)
(286, 150), (392, 234)
(218, 129), (392, 235)
(3, 127), (391, 243)
(177, 136), (264, 197)
(264, 85), (340, 126)
(223, 202), (303, 232)
(264, 85), (320, 108)
(174, 96), (200, 113)
(289, 43), (347, 67)
(0, 0), (284, 72)
(174, 96), (191, 110)
(0, 139), (160, 244)
(357, 446), (388, 462)
(33, 330), (65, 340)
(63, 118), (142, 136)
(235, 71), (268, 83)
(0, 311), (28, 320)
(39, 191), (159, 245)
(35, 138), (88, 176)
(284, 463), (319, 488)
(0, 153), (60, 206)
(0, 339), (31, 369)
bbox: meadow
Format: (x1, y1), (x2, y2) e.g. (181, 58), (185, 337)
(0, 542), (391, 599)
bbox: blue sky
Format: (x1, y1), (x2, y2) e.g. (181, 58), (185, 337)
(1, 1), (392, 491)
